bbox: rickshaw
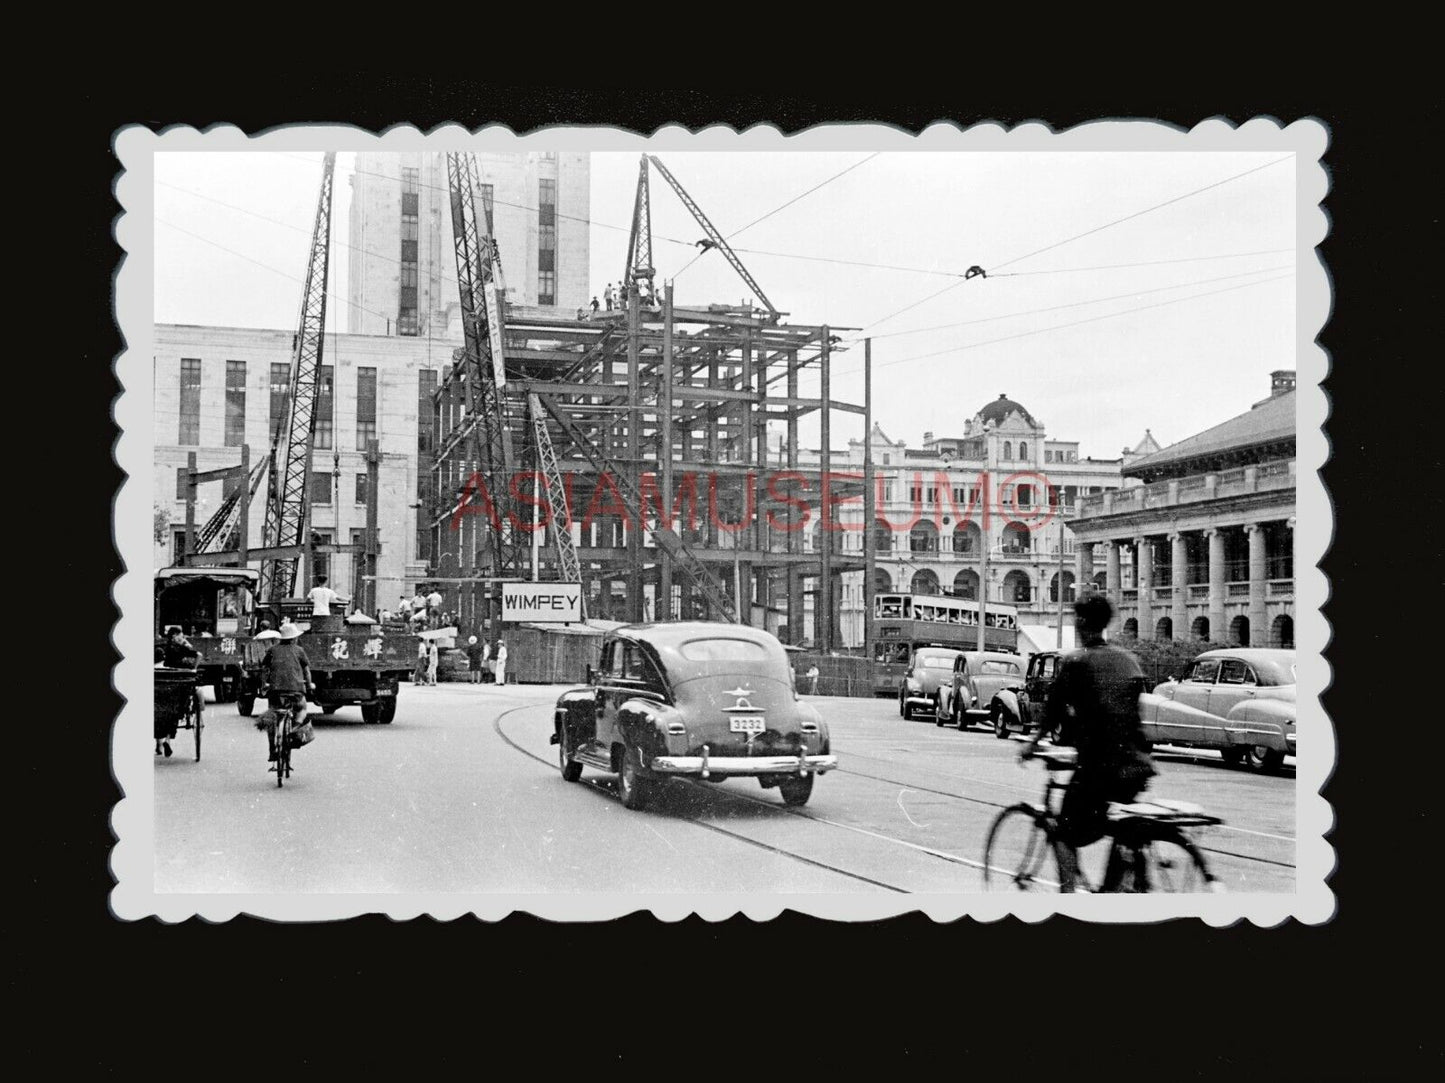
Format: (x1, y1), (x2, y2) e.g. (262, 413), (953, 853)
(155, 666), (204, 761)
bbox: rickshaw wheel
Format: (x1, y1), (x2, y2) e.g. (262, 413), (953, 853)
(192, 698), (203, 761)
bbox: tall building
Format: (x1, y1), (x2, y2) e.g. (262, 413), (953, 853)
(1068, 370), (1297, 648)
(153, 323), (457, 605)
(345, 152), (590, 337)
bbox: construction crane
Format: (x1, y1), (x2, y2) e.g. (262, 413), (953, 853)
(635, 154), (779, 322)
(528, 392), (585, 619)
(445, 152), (531, 612)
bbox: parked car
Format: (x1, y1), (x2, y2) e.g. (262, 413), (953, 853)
(936, 651), (1026, 730)
(1138, 648), (1296, 770)
(899, 647), (965, 720)
(550, 622), (836, 809)
(989, 650), (1063, 739)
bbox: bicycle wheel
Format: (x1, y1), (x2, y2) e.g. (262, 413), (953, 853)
(192, 699), (203, 762)
(1143, 833), (1212, 892)
(275, 720), (287, 788)
(983, 805), (1061, 891)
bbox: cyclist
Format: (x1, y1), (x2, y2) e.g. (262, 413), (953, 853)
(257, 622), (314, 766)
(1022, 594), (1155, 891)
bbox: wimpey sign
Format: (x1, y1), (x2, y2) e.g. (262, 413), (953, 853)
(501, 583), (583, 624)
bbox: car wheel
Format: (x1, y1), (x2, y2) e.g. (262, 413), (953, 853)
(993, 707), (1010, 739)
(617, 743), (652, 810)
(779, 774), (814, 807)
(378, 698), (396, 724)
(1242, 745), (1284, 773)
(361, 703), (382, 724)
(558, 725), (582, 782)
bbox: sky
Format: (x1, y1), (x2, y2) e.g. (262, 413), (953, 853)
(153, 148), (1296, 460)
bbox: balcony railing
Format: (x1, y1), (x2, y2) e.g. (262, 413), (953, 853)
(1227, 582), (1250, 599)
(1268, 578), (1294, 597)
(1077, 460), (1296, 518)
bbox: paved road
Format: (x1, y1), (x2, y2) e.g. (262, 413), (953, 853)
(155, 684), (1296, 894)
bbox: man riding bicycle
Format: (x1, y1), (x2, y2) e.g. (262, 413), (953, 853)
(1022, 594), (1156, 891)
(256, 623), (315, 765)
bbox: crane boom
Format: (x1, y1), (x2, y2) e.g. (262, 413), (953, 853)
(257, 151), (336, 603)
(623, 154), (655, 295)
(647, 154), (778, 320)
(528, 393), (585, 616)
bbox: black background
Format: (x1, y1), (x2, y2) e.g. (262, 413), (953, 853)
(37, 76), (1432, 1075)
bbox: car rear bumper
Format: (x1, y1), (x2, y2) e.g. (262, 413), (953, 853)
(1286, 733), (1296, 751)
(650, 750), (838, 779)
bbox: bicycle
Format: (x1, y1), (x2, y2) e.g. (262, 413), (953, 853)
(983, 748), (1223, 893)
(260, 690), (308, 788)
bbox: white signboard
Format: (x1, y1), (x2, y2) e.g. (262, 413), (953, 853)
(483, 281), (506, 389)
(501, 582), (582, 624)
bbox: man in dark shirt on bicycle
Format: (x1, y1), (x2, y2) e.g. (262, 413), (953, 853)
(1023, 593), (1156, 891)
(258, 623), (314, 764)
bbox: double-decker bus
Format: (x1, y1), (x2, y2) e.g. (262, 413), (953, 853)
(872, 592), (1019, 697)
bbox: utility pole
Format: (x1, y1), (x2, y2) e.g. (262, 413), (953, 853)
(863, 338), (876, 692)
(977, 492), (989, 653)
(1056, 513), (1066, 647)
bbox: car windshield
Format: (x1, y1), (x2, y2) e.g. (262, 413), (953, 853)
(979, 660), (1020, 675)
(915, 653), (956, 669)
(678, 638), (771, 663)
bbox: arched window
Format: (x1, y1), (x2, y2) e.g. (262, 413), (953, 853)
(1002, 441), (1012, 460)
(952, 521), (981, 554)
(1001, 522), (1031, 554)
(1155, 616), (1173, 641)
(1003, 570), (1031, 603)
(1229, 615), (1251, 647)
(873, 518), (894, 555)
(953, 569), (979, 600)
(1121, 618), (1139, 639)
(1190, 616), (1211, 641)
(1050, 571), (1076, 603)
(1271, 614), (1294, 648)
(1019, 441), (1028, 459)
(909, 521), (939, 553)
(872, 567), (893, 594)
(911, 569), (941, 595)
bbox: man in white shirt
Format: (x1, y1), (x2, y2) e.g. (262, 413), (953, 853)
(427, 588), (443, 615)
(308, 575), (341, 617)
(493, 639), (508, 686)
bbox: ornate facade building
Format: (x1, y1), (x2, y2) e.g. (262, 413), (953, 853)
(1068, 371), (1297, 648)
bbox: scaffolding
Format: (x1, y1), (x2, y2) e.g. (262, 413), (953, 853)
(427, 281), (870, 648)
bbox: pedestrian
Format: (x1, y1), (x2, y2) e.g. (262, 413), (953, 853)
(482, 638), (493, 682)
(398, 594), (412, 620)
(604, 283), (614, 311)
(466, 635), (484, 684)
(427, 586), (443, 619)
(590, 296), (599, 313)
(427, 638), (439, 686)
(806, 663), (820, 696)
(493, 638), (508, 686)
(308, 574), (341, 617)
(414, 637), (428, 685)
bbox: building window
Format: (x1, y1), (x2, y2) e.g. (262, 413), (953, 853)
(178, 358), (201, 444)
(314, 365), (334, 449)
(1002, 441), (1012, 460)
(175, 467), (188, 501)
(311, 471), (333, 505)
(223, 359), (246, 447)
(1018, 442), (1028, 459)
(269, 362), (291, 435)
(401, 166), (419, 194)
(538, 178), (557, 305)
(312, 530), (332, 582)
(417, 369), (436, 455)
(355, 473), (368, 505)
(356, 367), (377, 450)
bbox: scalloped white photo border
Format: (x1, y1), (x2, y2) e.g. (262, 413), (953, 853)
(110, 117), (1332, 924)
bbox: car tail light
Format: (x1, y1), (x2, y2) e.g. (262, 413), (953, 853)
(666, 720), (686, 736)
(800, 721), (819, 733)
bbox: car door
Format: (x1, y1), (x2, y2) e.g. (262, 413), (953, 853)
(1153, 658), (1220, 746)
(1026, 654), (1055, 725)
(1206, 658), (1259, 746)
(593, 638), (629, 755)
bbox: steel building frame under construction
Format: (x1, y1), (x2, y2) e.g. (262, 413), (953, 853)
(427, 284), (873, 648)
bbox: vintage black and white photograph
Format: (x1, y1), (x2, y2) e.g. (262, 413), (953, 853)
(112, 120), (1330, 922)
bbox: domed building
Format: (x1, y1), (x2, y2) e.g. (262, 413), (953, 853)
(830, 394), (1140, 650)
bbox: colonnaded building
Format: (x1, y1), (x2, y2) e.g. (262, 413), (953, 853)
(1067, 371), (1297, 649)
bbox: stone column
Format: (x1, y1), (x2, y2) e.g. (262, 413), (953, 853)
(1106, 540), (1122, 603)
(1134, 536), (1153, 640)
(1206, 528), (1225, 643)
(1246, 522), (1267, 648)
(1170, 532), (1187, 640)
(1075, 541), (1094, 597)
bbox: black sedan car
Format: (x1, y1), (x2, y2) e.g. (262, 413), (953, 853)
(551, 622), (836, 809)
